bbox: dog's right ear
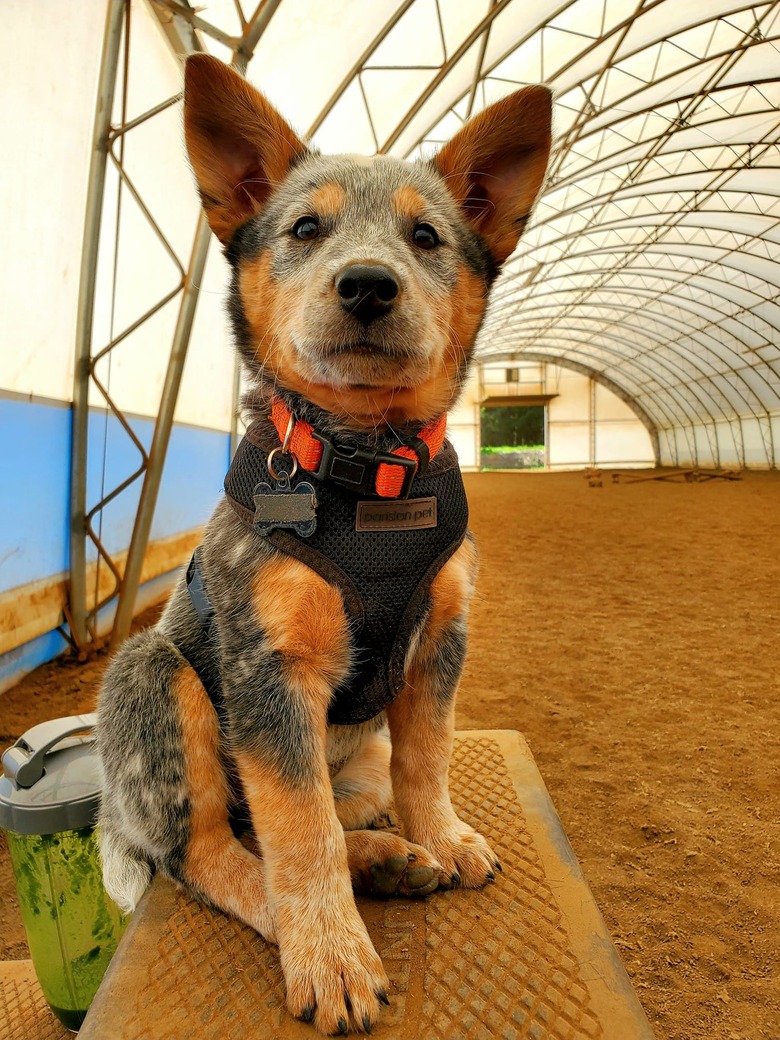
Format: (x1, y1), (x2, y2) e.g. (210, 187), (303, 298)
(184, 54), (307, 245)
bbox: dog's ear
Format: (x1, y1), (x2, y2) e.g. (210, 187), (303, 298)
(184, 54), (307, 245)
(432, 87), (552, 266)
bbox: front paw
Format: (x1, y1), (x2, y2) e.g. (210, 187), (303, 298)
(418, 820), (500, 890)
(346, 830), (442, 898)
(281, 922), (389, 1035)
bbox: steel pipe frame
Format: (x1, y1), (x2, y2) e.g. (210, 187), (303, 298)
(110, 213), (212, 647)
(545, 67), (780, 190)
(502, 228), (780, 302)
(490, 259), (780, 328)
(484, 341), (712, 467)
(527, 201), (780, 338)
(498, 232), (780, 314)
(389, 0), (661, 158)
(519, 133), (780, 350)
(485, 307), (755, 413)
(543, 107), (780, 205)
(111, 0), (281, 647)
(530, 177), (780, 256)
(501, 255), (780, 322)
(145, 1), (777, 508)
(400, 1), (776, 161)
(68, 1), (282, 654)
(485, 334), (756, 472)
(485, 272), (780, 404)
(485, 279), (777, 419)
(69, 1), (197, 653)
(486, 290), (773, 398)
(483, 333), (702, 440)
(284, 0), (779, 463)
(391, 13), (780, 312)
(69, 0), (126, 651)
(380, 3), (780, 455)
(541, 165), (780, 226)
(70, 0), (780, 651)
(353, 1), (779, 466)
(483, 317), (745, 435)
(491, 339), (688, 443)
(490, 205), (780, 426)
(487, 250), (780, 418)
(487, 312), (763, 431)
(542, 91), (780, 196)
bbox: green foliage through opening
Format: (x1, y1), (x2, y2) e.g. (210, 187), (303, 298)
(480, 405), (544, 449)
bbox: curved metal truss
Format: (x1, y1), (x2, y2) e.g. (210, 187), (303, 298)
(72, 0), (779, 651)
(226, 0), (780, 466)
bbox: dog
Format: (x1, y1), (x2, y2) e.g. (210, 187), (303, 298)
(97, 53), (551, 1035)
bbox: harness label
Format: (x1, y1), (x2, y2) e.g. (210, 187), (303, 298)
(356, 497), (438, 532)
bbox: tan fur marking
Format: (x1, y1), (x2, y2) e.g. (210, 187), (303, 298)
(391, 185), (426, 219)
(448, 266), (488, 361)
(174, 665), (274, 938)
(235, 749), (388, 1032)
(239, 253), (277, 365)
(309, 181), (345, 218)
(260, 261), (488, 428)
(425, 537), (477, 646)
(254, 555), (351, 692)
(237, 255), (486, 428)
(238, 754), (337, 854)
(388, 533), (496, 887)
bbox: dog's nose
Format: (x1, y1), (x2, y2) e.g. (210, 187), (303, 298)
(335, 264), (399, 324)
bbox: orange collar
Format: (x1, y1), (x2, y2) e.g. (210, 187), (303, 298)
(270, 399), (447, 499)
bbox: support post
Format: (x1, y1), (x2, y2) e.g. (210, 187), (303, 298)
(110, 213), (211, 647)
(69, 0), (126, 651)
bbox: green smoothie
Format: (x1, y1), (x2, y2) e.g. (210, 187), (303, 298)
(7, 825), (126, 1030)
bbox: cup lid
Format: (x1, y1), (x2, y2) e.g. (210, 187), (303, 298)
(0, 714), (102, 835)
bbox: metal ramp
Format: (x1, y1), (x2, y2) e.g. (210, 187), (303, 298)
(79, 731), (654, 1040)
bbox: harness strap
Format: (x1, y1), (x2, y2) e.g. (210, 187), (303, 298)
(270, 399), (447, 499)
(186, 549), (214, 632)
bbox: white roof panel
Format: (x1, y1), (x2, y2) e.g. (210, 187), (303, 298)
(163, 0), (780, 457)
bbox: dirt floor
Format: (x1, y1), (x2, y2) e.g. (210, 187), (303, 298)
(2, 469), (779, 1040)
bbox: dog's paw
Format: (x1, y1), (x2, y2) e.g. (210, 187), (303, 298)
(346, 831), (441, 898)
(418, 821), (500, 890)
(282, 928), (389, 1035)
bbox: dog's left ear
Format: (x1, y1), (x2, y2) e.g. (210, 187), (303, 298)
(432, 87), (552, 266)
(184, 54), (308, 245)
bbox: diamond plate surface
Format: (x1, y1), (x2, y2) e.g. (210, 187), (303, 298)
(419, 738), (601, 1040)
(0, 961), (70, 1040)
(80, 732), (653, 1040)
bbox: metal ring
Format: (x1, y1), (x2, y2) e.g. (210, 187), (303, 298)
(267, 447), (298, 481)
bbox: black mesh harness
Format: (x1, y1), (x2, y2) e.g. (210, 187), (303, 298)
(182, 419), (469, 726)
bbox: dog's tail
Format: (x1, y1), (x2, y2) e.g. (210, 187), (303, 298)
(98, 821), (153, 914)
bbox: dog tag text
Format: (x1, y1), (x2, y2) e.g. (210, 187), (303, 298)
(355, 497), (437, 532)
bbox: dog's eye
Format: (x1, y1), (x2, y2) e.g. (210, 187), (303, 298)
(292, 217), (319, 241)
(413, 223), (440, 250)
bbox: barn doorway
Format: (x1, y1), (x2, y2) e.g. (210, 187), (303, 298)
(480, 404), (546, 469)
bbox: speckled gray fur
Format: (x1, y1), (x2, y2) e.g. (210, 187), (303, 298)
(98, 131), (493, 918)
(98, 498), (392, 903)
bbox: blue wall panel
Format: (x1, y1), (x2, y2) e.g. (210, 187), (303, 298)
(0, 397), (72, 594)
(1, 395), (230, 688)
(0, 396), (230, 594)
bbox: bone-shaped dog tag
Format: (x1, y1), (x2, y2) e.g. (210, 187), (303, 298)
(252, 478), (317, 537)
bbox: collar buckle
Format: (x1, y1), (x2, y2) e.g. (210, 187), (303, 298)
(311, 431), (418, 499)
